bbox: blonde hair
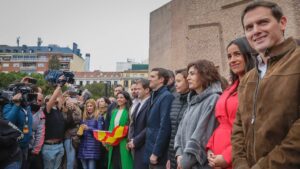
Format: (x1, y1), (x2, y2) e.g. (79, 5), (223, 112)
(83, 99), (99, 121)
(96, 98), (109, 115)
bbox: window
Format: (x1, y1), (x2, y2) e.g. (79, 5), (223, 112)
(22, 62), (35, 67)
(2, 63), (9, 67)
(38, 63), (44, 67)
(86, 81), (90, 85)
(124, 80), (128, 87)
(80, 81), (83, 86)
(13, 63), (19, 67)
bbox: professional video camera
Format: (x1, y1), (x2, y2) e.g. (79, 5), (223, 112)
(44, 70), (75, 86)
(0, 83), (37, 107)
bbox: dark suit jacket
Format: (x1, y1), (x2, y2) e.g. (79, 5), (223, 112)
(144, 86), (174, 165)
(128, 98), (150, 169)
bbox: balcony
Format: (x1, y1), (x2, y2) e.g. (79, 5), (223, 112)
(11, 58), (48, 62)
(59, 58), (71, 62)
(19, 66), (37, 71)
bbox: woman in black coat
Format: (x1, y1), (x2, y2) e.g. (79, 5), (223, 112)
(167, 69), (190, 169)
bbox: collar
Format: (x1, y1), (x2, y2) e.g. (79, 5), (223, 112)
(265, 37), (297, 64)
(255, 37), (297, 71)
(140, 96), (150, 104)
(152, 86), (167, 97)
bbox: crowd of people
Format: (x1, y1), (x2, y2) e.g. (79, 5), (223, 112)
(1, 1), (300, 169)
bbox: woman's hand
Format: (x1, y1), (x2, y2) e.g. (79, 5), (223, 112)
(166, 160), (170, 169)
(176, 155), (182, 169)
(207, 149), (216, 167)
(208, 153), (229, 168)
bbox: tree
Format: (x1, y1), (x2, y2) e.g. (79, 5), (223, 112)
(48, 55), (60, 70)
(84, 82), (113, 99)
(0, 72), (54, 96)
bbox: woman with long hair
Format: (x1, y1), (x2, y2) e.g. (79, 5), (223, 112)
(206, 37), (255, 169)
(96, 97), (111, 169)
(96, 97), (111, 120)
(78, 99), (104, 169)
(174, 59), (222, 169)
(107, 91), (133, 169)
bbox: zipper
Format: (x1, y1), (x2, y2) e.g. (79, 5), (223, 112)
(252, 71), (260, 162)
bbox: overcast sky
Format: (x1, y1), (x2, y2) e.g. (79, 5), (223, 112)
(0, 0), (170, 71)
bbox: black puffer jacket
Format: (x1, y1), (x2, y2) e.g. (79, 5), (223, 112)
(168, 92), (189, 169)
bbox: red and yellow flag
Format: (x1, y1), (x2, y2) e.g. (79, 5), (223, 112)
(93, 125), (128, 146)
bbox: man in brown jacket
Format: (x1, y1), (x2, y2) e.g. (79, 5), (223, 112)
(232, 1), (300, 169)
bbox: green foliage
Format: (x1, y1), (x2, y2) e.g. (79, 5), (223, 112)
(84, 82), (113, 99)
(0, 72), (54, 95)
(0, 72), (27, 89)
(48, 55), (60, 70)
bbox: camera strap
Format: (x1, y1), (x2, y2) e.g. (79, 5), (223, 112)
(21, 108), (29, 134)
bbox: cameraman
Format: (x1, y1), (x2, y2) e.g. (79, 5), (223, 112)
(2, 92), (33, 169)
(42, 83), (66, 169)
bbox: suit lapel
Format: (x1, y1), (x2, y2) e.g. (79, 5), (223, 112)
(135, 98), (150, 121)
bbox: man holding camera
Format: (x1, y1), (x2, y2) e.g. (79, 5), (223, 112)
(3, 92), (33, 169)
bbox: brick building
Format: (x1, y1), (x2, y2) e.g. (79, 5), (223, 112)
(0, 42), (85, 74)
(149, 0), (300, 77)
(74, 69), (148, 90)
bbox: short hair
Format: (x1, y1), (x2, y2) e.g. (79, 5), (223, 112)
(114, 84), (124, 91)
(175, 68), (188, 79)
(151, 68), (170, 85)
(167, 69), (175, 79)
(227, 37), (255, 83)
(241, 1), (284, 28)
(136, 78), (151, 91)
(187, 59), (221, 89)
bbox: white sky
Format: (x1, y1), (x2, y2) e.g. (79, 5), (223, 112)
(0, 0), (170, 71)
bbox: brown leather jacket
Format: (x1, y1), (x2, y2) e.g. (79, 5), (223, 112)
(232, 37), (300, 169)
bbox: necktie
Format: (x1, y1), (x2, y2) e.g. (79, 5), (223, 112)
(133, 102), (141, 119)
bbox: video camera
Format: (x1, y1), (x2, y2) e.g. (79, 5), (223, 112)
(44, 70), (75, 86)
(0, 83), (37, 107)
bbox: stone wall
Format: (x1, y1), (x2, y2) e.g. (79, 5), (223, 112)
(149, 0), (300, 77)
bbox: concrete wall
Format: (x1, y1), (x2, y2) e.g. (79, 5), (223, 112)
(70, 54), (85, 72)
(149, 0), (300, 77)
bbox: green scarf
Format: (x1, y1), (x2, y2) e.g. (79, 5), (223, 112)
(108, 108), (133, 169)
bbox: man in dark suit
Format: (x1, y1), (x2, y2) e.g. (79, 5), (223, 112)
(144, 68), (174, 169)
(127, 78), (151, 169)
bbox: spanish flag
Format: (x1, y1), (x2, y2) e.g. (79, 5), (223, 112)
(93, 125), (128, 146)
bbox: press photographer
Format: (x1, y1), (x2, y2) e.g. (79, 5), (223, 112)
(42, 70), (75, 169)
(2, 82), (36, 169)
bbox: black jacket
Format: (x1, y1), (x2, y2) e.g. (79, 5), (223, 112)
(0, 119), (23, 168)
